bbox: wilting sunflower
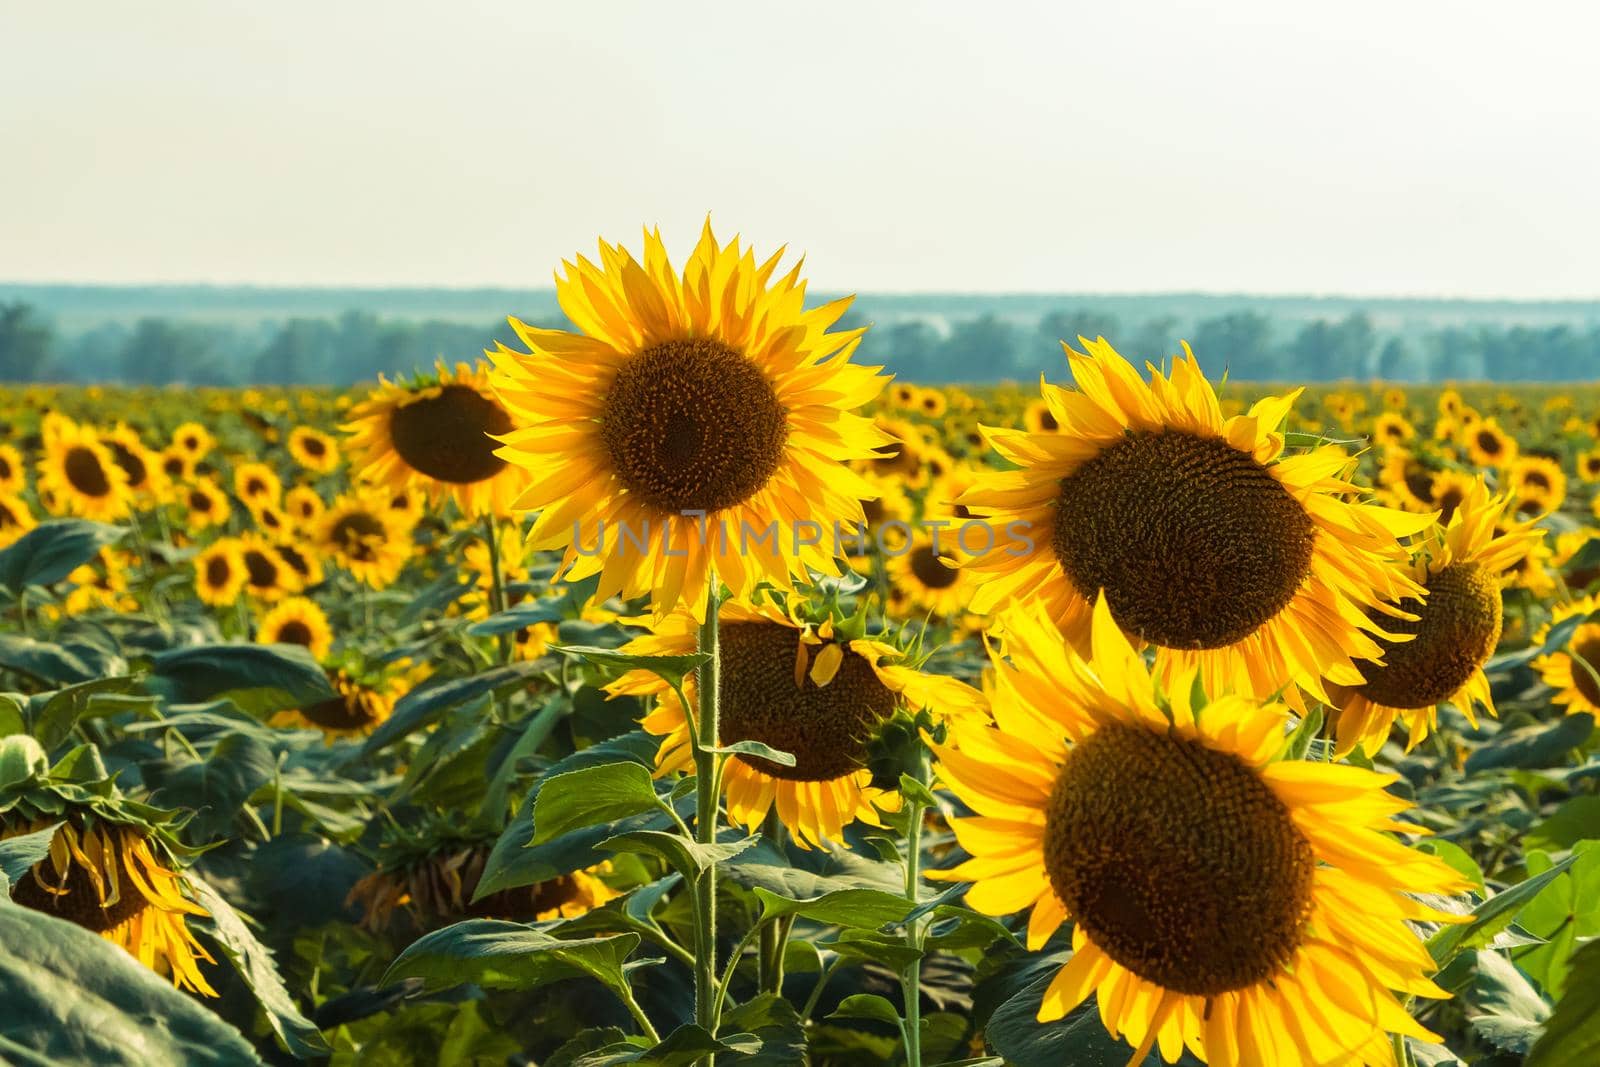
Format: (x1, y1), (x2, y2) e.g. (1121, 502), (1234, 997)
(181, 476), (231, 533)
(887, 534), (978, 619)
(0, 739), (217, 996)
(612, 594), (983, 848)
(285, 485), (326, 526)
(233, 461), (282, 510)
(171, 421), (214, 461)
(37, 419), (132, 521)
(256, 595), (333, 659)
(1507, 454), (1567, 513)
(347, 831), (616, 935)
(930, 597), (1467, 1065)
(489, 225), (892, 618)
(1463, 417), (1517, 468)
(1327, 479), (1545, 756)
(193, 539), (248, 607)
(236, 532), (302, 602)
(0, 441), (27, 493)
(1532, 596), (1600, 717)
(344, 361), (519, 518)
(959, 339), (1430, 709)
(287, 426), (341, 474)
(0, 490), (35, 547)
(317, 491), (413, 589)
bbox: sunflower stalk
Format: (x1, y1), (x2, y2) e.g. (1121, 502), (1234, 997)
(898, 745), (930, 1067)
(481, 514), (511, 665)
(759, 807), (785, 994)
(691, 577), (724, 1055)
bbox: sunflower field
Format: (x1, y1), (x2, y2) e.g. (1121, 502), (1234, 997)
(1, 228), (1597, 1067)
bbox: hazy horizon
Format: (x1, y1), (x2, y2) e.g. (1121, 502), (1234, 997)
(5, 3), (1599, 299)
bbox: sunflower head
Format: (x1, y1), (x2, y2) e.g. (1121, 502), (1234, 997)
(488, 224), (892, 619)
(0, 739), (217, 995)
(288, 426), (341, 473)
(929, 597), (1469, 1063)
(257, 595), (333, 660)
(344, 361), (518, 518)
(37, 418), (132, 522)
(317, 491), (413, 590)
(194, 539), (248, 607)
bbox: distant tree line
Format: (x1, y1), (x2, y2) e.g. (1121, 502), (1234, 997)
(2, 300), (1598, 386)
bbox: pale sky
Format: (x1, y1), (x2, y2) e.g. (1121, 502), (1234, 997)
(4, 1), (1597, 297)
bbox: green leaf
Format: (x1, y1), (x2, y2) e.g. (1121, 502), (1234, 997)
(1420, 839), (1487, 894)
(599, 829), (758, 877)
(1283, 706), (1324, 760)
(1527, 939), (1600, 1067)
(0, 733), (49, 789)
(1465, 714), (1595, 772)
(1467, 950), (1551, 1054)
(1527, 795), (1600, 852)
(466, 599), (565, 637)
(829, 993), (902, 1026)
(381, 922), (645, 1005)
(0, 520), (124, 594)
(187, 878), (330, 1057)
(148, 643), (336, 717)
(533, 761), (663, 846)
(1429, 856), (1578, 966)
(29, 675), (140, 752)
(0, 635), (97, 685)
(721, 993), (808, 1066)
(707, 740), (795, 767)
(0, 692), (26, 736)
(0, 822), (61, 887)
(753, 886), (912, 928)
(552, 645), (709, 688)
(0, 894), (263, 1065)
(1488, 611), (1594, 672)
(149, 732), (278, 841)
(566, 1025), (762, 1066)
(361, 660), (545, 754)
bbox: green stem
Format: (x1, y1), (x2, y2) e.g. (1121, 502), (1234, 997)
(800, 958), (842, 1024)
(692, 578), (724, 1054)
(482, 514), (511, 665)
(900, 748), (930, 1067)
(16, 588), (30, 638)
(619, 981), (662, 1044)
(759, 807), (784, 994)
(272, 750), (286, 835)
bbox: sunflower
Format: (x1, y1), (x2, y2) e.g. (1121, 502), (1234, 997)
(1438, 388), (1463, 419)
(37, 419), (132, 521)
(489, 225), (891, 618)
(250, 501), (293, 542)
(0, 743), (219, 998)
(1507, 454), (1566, 513)
(156, 446), (194, 489)
(347, 838), (616, 935)
(929, 596), (1468, 1065)
(887, 534), (978, 619)
(1381, 386), (1407, 411)
(236, 532), (302, 602)
(344, 361), (519, 518)
(612, 595), (983, 848)
(181, 476), (232, 533)
(1327, 479), (1544, 756)
(959, 339), (1431, 710)
(863, 415), (930, 488)
(287, 426), (341, 474)
(193, 539), (248, 607)
(1463, 418), (1517, 468)
(889, 382), (920, 409)
(1532, 596), (1600, 717)
(0, 441), (27, 493)
(105, 424), (166, 502)
(256, 596), (334, 659)
(285, 485), (326, 526)
(917, 386), (949, 419)
(0, 490), (35, 547)
(317, 492), (413, 589)
(274, 663), (426, 739)
(1377, 450), (1437, 513)
(233, 461), (282, 510)
(1023, 397), (1061, 434)
(171, 421), (214, 461)
(1428, 470), (1477, 526)
(1371, 411), (1414, 448)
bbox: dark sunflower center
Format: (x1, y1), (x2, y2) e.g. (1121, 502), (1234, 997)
(9, 825), (151, 932)
(64, 446), (112, 497)
(303, 436), (327, 457)
(716, 621), (897, 781)
(245, 477), (267, 497)
(870, 440), (921, 478)
(301, 678), (383, 731)
(389, 384), (513, 484)
(188, 489), (211, 512)
(1042, 723), (1314, 996)
(1477, 430), (1501, 454)
(1051, 430), (1316, 649)
(1569, 636), (1600, 707)
(0, 455), (11, 480)
(244, 550), (279, 588)
(1404, 465), (1435, 503)
(1437, 487), (1466, 524)
(1356, 561), (1501, 709)
(1038, 408), (1059, 432)
(164, 455), (186, 477)
(275, 620), (314, 647)
(109, 442), (146, 486)
(600, 338), (788, 514)
(205, 556), (232, 587)
(909, 545), (959, 589)
(1524, 471), (1551, 491)
(333, 512), (385, 547)
(278, 544), (312, 578)
(0, 503), (17, 528)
